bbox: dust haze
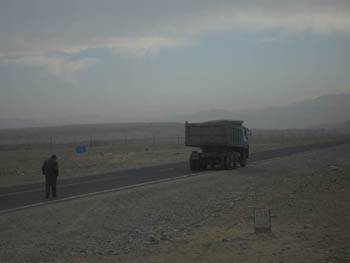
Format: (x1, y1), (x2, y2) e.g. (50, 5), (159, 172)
(1, 1), (350, 263)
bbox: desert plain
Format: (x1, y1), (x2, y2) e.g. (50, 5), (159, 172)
(0, 130), (349, 262)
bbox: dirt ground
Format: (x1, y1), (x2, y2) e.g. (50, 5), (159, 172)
(117, 144), (350, 263)
(120, 158), (350, 262)
(0, 144), (349, 263)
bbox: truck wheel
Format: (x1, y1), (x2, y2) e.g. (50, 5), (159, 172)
(190, 159), (196, 171)
(232, 153), (237, 169)
(200, 159), (207, 171)
(226, 153), (232, 170)
(190, 152), (200, 171)
(225, 155), (231, 170)
(226, 153), (236, 170)
(221, 156), (227, 170)
(240, 152), (247, 167)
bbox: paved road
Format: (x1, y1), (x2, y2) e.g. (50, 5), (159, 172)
(0, 140), (348, 214)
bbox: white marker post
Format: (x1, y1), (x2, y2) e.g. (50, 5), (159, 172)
(254, 208), (271, 233)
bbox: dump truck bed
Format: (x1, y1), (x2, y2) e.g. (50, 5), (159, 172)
(185, 120), (244, 148)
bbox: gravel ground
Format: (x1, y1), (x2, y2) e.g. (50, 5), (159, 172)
(0, 144), (349, 262)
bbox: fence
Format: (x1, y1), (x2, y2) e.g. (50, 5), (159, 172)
(0, 128), (347, 152)
(0, 136), (186, 151)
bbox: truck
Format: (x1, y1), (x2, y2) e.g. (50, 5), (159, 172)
(185, 120), (250, 171)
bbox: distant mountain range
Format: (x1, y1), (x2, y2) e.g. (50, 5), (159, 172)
(0, 119), (50, 129)
(166, 93), (350, 129)
(1, 93), (349, 130)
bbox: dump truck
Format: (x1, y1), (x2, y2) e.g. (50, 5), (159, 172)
(185, 120), (250, 171)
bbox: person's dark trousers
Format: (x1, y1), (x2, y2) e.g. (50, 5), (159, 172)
(45, 175), (57, 198)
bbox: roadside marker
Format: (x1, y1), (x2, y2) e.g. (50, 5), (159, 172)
(254, 208), (272, 233)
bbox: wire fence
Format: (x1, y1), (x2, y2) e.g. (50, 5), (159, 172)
(0, 128), (347, 152)
(0, 136), (186, 151)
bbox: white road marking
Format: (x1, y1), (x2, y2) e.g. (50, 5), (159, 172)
(0, 174), (142, 197)
(0, 167), (178, 198)
(0, 158), (277, 198)
(0, 172), (206, 215)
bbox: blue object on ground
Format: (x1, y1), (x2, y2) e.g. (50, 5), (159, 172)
(76, 145), (86, 153)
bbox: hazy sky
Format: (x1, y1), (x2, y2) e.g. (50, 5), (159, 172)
(1, 0), (350, 123)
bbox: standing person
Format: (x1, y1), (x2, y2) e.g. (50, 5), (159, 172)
(42, 155), (59, 199)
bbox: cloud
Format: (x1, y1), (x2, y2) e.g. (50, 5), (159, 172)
(164, 5), (350, 36)
(230, 9), (350, 34)
(68, 36), (187, 57)
(4, 56), (99, 83)
(108, 36), (188, 57)
(0, 36), (187, 59)
(0, 35), (184, 81)
(1, 1), (350, 64)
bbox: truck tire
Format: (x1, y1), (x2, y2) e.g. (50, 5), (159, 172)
(221, 156), (227, 170)
(190, 159), (196, 171)
(190, 152), (197, 171)
(225, 153), (236, 170)
(232, 153), (237, 169)
(225, 155), (230, 170)
(226, 153), (232, 170)
(200, 159), (207, 171)
(240, 151), (247, 167)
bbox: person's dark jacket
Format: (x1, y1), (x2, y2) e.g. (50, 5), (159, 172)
(42, 158), (59, 178)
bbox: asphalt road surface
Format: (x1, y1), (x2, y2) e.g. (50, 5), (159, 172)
(0, 140), (348, 215)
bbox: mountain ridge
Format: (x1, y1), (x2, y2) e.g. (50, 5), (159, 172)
(165, 93), (350, 129)
(1, 93), (349, 130)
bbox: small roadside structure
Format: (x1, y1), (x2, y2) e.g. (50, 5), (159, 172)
(253, 208), (271, 233)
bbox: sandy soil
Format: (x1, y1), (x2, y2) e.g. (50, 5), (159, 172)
(0, 144), (349, 263)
